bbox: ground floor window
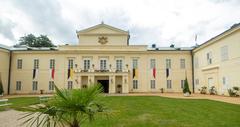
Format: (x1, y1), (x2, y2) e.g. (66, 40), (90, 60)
(133, 80), (138, 89)
(150, 80), (155, 89)
(32, 81), (38, 91)
(49, 81), (54, 91)
(16, 81), (21, 91)
(167, 80), (172, 89)
(181, 80), (184, 88)
(68, 81), (73, 90)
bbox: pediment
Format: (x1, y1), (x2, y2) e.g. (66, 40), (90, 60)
(77, 23), (129, 35)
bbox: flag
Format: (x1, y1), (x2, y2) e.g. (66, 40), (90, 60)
(67, 68), (70, 79)
(70, 68), (74, 79)
(33, 69), (38, 79)
(153, 67), (156, 79)
(51, 68), (55, 79)
(135, 68), (138, 78)
(166, 68), (169, 78)
(133, 68), (135, 78)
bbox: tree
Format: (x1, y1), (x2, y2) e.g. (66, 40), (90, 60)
(183, 78), (191, 94)
(0, 80), (3, 95)
(18, 34), (55, 47)
(0, 73), (3, 95)
(20, 84), (109, 127)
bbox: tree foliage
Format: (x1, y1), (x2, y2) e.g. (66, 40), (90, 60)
(20, 84), (109, 127)
(183, 78), (191, 94)
(18, 34), (55, 47)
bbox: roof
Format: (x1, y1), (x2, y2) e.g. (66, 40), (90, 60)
(0, 44), (10, 50)
(193, 22), (240, 52)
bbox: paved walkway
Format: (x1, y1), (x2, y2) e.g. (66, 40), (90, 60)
(109, 93), (240, 105)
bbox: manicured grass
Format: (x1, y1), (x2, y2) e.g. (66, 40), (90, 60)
(82, 96), (240, 127)
(0, 97), (39, 111)
(1, 96), (240, 127)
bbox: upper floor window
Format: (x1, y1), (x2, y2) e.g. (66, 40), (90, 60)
(116, 59), (123, 71)
(16, 81), (22, 91)
(84, 59), (91, 70)
(221, 46), (228, 61)
(17, 59), (22, 69)
(194, 57), (199, 69)
(100, 59), (107, 70)
(50, 59), (55, 69)
(150, 59), (156, 69)
(132, 59), (138, 69)
(150, 80), (155, 89)
(180, 59), (185, 69)
(68, 59), (74, 69)
(206, 52), (212, 65)
(34, 59), (39, 69)
(166, 59), (171, 69)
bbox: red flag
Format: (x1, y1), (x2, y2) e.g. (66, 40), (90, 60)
(153, 67), (156, 79)
(51, 68), (55, 79)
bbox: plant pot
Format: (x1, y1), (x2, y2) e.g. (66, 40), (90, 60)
(183, 92), (190, 97)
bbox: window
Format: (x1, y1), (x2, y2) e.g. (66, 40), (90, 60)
(132, 59), (138, 69)
(195, 79), (199, 85)
(84, 59), (90, 70)
(207, 52), (212, 65)
(32, 81), (38, 91)
(167, 80), (172, 89)
(16, 81), (21, 91)
(166, 59), (171, 69)
(68, 59), (74, 69)
(150, 59), (156, 69)
(68, 81), (73, 89)
(194, 57), (199, 68)
(50, 59), (55, 69)
(49, 81), (54, 91)
(181, 80), (185, 88)
(100, 59), (107, 70)
(180, 59), (185, 69)
(17, 59), (22, 69)
(34, 59), (39, 69)
(133, 80), (138, 89)
(150, 80), (155, 89)
(116, 59), (123, 71)
(221, 46), (228, 61)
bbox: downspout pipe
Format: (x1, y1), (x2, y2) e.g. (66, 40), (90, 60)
(7, 50), (12, 95)
(191, 50), (195, 93)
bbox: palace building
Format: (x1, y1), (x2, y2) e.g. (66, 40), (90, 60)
(0, 23), (240, 95)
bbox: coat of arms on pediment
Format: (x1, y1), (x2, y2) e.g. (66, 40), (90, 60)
(98, 36), (108, 45)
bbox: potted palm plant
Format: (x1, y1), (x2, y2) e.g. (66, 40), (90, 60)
(183, 78), (191, 97)
(20, 84), (109, 127)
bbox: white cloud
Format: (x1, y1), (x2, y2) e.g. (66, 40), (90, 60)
(0, 0), (239, 47)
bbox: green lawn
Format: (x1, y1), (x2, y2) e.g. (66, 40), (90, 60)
(1, 96), (240, 127)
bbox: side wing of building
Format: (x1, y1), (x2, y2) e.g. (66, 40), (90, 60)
(0, 47), (10, 94)
(193, 25), (240, 95)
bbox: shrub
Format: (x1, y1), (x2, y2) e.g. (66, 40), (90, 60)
(228, 86), (240, 97)
(209, 86), (217, 95)
(200, 86), (207, 94)
(183, 78), (191, 94)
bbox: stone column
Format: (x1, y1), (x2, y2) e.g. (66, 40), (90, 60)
(109, 75), (116, 94)
(122, 75), (129, 93)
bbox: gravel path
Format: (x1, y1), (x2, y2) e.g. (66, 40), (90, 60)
(0, 110), (24, 127)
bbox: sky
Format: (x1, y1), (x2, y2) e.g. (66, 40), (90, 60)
(0, 0), (240, 47)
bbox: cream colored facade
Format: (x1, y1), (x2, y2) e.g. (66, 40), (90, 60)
(0, 46), (10, 94)
(0, 23), (239, 95)
(193, 24), (240, 95)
